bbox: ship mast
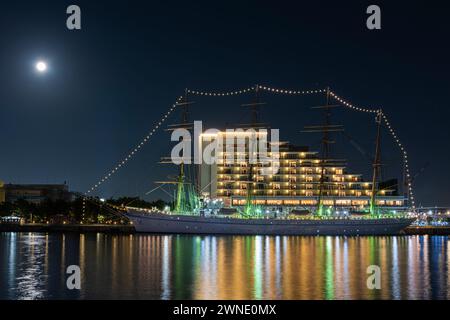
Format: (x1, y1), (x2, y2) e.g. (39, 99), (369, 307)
(370, 110), (383, 216)
(175, 158), (186, 212)
(318, 88), (332, 215)
(239, 85), (267, 216)
(175, 90), (189, 212)
(158, 89), (198, 214)
(303, 87), (343, 216)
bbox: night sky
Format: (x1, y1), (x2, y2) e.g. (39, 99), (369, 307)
(1, 1), (449, 206)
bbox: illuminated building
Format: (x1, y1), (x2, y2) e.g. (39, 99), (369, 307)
(199, 130), (405, 212)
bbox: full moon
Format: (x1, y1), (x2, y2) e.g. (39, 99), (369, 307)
(36, 61), (47, 72)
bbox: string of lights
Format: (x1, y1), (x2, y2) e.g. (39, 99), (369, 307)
(187, 85), (327, 96)
(85, 96), (184, 195)
(186, 87), (255, 96)
(328, 89), (415, 211)
(329, 90), (378, 114)
(380, 112), (416, 211)
(257, 85), (327, 95)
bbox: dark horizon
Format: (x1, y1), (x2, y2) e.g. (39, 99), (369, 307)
(1, 1), (449, 206)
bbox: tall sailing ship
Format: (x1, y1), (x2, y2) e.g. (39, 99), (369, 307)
(125, 88), (416, 235)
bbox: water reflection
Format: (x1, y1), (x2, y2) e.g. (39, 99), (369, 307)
(5, 233), (49, 299)
(0, 233), (449, 299)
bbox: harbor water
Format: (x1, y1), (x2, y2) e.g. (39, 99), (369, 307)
(0, 232), (449, 299)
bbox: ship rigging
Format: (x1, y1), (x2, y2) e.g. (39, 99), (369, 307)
(84, 85), (417, 220)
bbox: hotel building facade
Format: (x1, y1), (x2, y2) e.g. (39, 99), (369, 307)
(199, 129), (406, 212)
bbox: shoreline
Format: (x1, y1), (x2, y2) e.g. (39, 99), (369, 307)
(0, 223), (135, 233)
(1, 223), (450, 235)
(403, 226), (450, 235)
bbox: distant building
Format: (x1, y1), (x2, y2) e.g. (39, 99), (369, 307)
(1, 183), (72, 204)
(0, 181), (5, 203)
(0, 216), (24, 225)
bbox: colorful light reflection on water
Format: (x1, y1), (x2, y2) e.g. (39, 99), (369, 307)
(0, 233), (449, 299)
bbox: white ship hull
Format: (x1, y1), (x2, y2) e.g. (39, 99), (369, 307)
(125, 209), (415, 236)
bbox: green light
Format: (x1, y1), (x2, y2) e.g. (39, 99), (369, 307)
(325, 237), (334, 300)
(174, 163), (201, 215)
(253, 236), (263, 299)
(317, 202), (324, 216)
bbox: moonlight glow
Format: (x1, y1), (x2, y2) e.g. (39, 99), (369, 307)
(36, 61), (47, 72)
